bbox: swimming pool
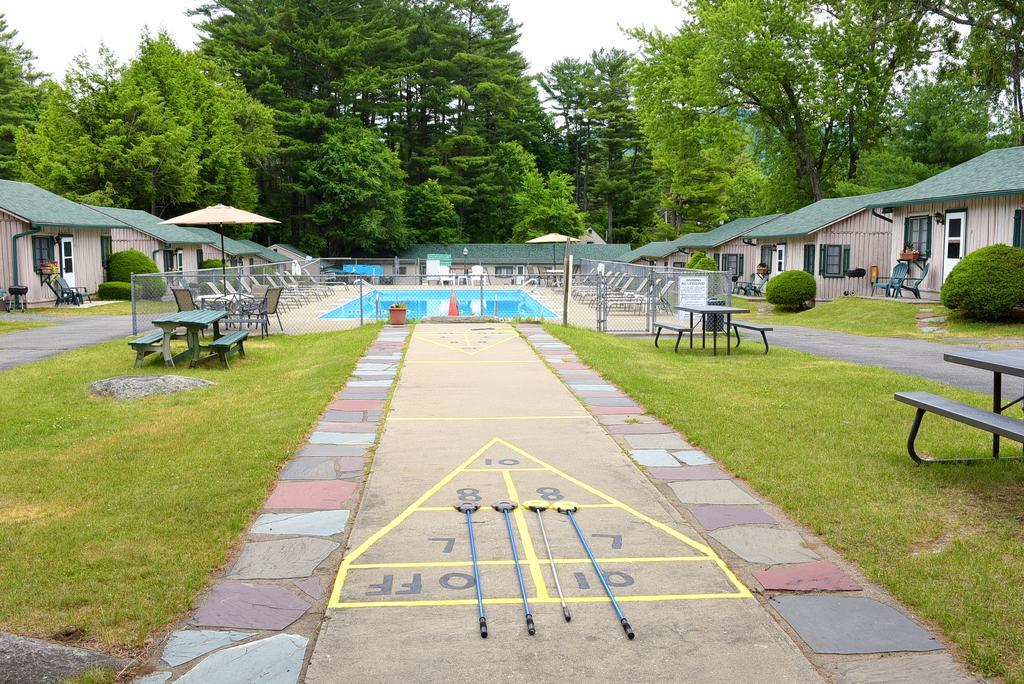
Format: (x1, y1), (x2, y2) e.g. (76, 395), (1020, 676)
(320, 288), (557, 320)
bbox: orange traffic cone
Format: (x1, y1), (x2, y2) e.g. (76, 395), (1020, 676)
(448, 289), (459, 316)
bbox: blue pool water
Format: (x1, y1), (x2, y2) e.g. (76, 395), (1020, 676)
(321, 289), (557, 320)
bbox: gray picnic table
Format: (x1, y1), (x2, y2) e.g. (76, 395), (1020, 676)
(151, 309), (229, 368)
(943, 349), (1024, 459)
(673, 304), (749, 356)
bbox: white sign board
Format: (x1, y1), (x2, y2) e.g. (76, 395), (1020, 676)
(677, 276), (707, 319)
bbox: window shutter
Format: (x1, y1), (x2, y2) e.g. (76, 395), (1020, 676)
(818, 245), (826, 275)
(803, 244), (814, 273)
(1014, 209), (1022, 248)
(713, 253), (721, 268)
(924, 216), (933, 256)
(738, 254), (744, 276)
(903, 217), (910, 247)
(842, 245), (851, 273)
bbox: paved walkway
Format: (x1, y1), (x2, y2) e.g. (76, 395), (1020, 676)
(763, 325), (1022, 394)
(0, 314), (132, 370)
(128, 323), (975, 683)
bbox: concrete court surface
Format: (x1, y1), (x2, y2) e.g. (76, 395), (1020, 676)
(306, 323), (820, 682)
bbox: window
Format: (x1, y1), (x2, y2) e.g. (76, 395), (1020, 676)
(494, 266), (514, 277)
(1014, 209), (1022, 248)
(760, 244), (774, 272)
(904, 215), (931, 256)
(398, 266), (407, 275)
(818, 244), (850, 277)
(32, 236), (54, 272)
(100, 236), (112, 268)
(719, 253), (743, 276)
(803, 244), (815, 273)
(162, 250), (175, 272)
(175, 249), (184, 271)
(671, 261), (684, 268)
(196, 248), (204, 267)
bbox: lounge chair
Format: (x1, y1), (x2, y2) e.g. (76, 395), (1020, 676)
(54, 277), (89, 306)
(871, 262), (909, 298)
(747, 276), (769, 297)
(469, 265), (488, 286)
(733, 274), (755, 295)
(172, 288), (196, 312)
(900, 261), (930, 299)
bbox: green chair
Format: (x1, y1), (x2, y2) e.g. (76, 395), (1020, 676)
(749, 276), (769, 296)
(733, 273), (756, 295)
(900, 261), (930, 299)
(871, 262), (908, 298)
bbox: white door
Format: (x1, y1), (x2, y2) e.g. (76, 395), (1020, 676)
(514, 264), (526, 285)
(59, 236), (75, 287)
(774, 243), (786, 276)
(943, 211), (966, 281)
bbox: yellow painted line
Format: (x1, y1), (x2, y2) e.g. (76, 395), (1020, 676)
(412, 502), (619, 512)
(411, 333), (519, 356)
(348, 556), (709, 569)
(502, 469), (549, 600)
(334, 593), (749, 608)
(328, 439), (501, 607)
(414, 506), (457, 512)
(389, 415), (591, 422)
(464, 467), (548, 472)
(497, 439), (754, 599)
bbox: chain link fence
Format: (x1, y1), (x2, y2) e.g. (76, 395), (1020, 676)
(129, 260), (733, 337)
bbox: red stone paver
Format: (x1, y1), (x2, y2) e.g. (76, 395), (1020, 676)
(329, 399), (385, 411)
(605, 423), (674, 434)
(317, 422), (378, 433)
(264, 481), (357, 510)
(753, 561), (861, 592)
(588, 406), (644, 415)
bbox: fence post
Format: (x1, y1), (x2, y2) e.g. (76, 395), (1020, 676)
(359, 279), (364, 326)
(130, 273), (138, 334)
(479, 274), (484, 317)
(647, 268), (656, 333)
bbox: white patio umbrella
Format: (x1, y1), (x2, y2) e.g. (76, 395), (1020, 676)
(527, 233), (581, 269)
(162, 204), (280, 290)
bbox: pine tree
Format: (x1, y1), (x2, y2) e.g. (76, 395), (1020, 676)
(0, 14), (43, 179)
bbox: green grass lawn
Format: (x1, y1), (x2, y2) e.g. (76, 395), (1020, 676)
(0, 318), (52, 335)
(546, 323), (1024, 680)
(735, 295), (1024, 340)
(0, 326), (379, 653)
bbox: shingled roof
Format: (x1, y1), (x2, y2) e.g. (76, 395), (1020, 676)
(183, 227), (263, 256)
(237, 239), (292, 263)
(398, 242), (632, 264)
(0, 180), (124, 229)
(867, 146), (1024, 208)
(677, 215), (783, 250)
(746, 190), (899, 239)
(86, 206), (209, 245)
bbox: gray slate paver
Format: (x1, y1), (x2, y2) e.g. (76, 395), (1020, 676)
(825, 653), (976, 683)
(321, 410), (367, 422)
(160, 630), (253, 667)
(668, 480), (759, 505)
(624, 433), (690, 450)
(674, 450), (714, 465)
(711, 527), (820, 564)
(175, 634), (308, 684)
(770, 595), (943, 654)
(689, 504), (777, 530)
(133, 674), (171, 684)
(190, 583), (310, 630)
(252, 510), (350, 536)
(296, 444), (367, 458)
(583, 397), (641, 407)
(280, 457), (340, 480)
(295, 576), (326, 600)
(629, 449), (679, 467)
(229, 538), (339, 579)
(309, 431), (373, 445)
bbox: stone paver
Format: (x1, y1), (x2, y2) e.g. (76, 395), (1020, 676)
(689, 504), (777, 529)
(294, 576), (326, 601)
(0, 632), (127, 684)
(264, 481), (357, 509)
(629, 449), (679, 467)
(280, 457), (341, 480)
(308, 431), (373, 445)
(623, 433), (691, 450)
(770, 596), (943, 654)
(668, 480), (759, 505)
(711, 527), (820, 564)
(160, 629), (252, 667)
(252, 510), (350, 536)
(754, 561), (860, 591)
(190, 583), (310, 630)
(650, 465), (731, 480)
(824, 653), (976, 683)
(133, 673), (171, 684)
(228, 538), (339, 579)
(674, 449), (715, 466)
(175, 634), (308, 684)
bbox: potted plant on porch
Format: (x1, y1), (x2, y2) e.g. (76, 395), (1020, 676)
(755, 262), (770, 276)
(899, 243), (922, 261)
(39, 259), (58, 277)
(388, 302), (407, 325)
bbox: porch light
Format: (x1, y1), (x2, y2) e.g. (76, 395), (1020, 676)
(933, 212), (945, 225)
(462, 247), (468, 256)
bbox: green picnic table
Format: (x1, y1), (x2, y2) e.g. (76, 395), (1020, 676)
(150, 309), (230, 368)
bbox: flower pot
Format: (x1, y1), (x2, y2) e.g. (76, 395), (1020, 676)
(388, 306), (407, 325)
(756, 267), (769, 276)
(40, 266), (53, 276)
(899, 251), (921, 261)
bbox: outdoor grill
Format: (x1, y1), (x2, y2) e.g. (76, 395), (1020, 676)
(843, 268), (867, 297)
(7, 285), (28, 312)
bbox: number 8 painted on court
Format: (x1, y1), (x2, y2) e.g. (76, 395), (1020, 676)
(536, 486), (564, 502)
(457, 488), (482, 503)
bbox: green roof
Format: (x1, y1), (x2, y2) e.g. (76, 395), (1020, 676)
(86, 205), (209, 245)
(746, 191), (899, 239)
(618, 238), (688, 262)
(868, 146), (1024, 208)
(676, 215), (783, 249)
(0, 180), (124, 229)
(237, 239), (291, 263)
(398, 242), (632, 264)
(183, 227), (262, 256)
(272, 243), (314, 259)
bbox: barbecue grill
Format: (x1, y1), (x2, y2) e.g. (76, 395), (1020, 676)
(843, 268), (866, 296)
(8, 285), (28, 312)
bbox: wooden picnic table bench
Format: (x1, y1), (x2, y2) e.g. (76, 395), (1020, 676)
(653, 321), (689, 353)
(730, 321), (773, 355)
(147, 309), (231, 368)
(208, 330), (248, 368)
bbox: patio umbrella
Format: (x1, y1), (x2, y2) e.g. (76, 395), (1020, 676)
(162, 205), (280, 291)
(527, 233), (581, 269)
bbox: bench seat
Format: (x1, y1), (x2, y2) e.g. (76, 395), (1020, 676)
(129, 330), (165, 367)
(730, 321), (773, 354)
(894, 391), (1024, 464)
(654, 321), (690, 352)
(208, 330), (248, 368)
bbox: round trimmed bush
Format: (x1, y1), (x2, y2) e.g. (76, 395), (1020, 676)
(200, 259), (224, 269)
(97, 281), (132, 300)
(685, 252), (708, 269)
(685, 252), (719, 271)
(765, 270), (816, 310)
(941, 244), (1024, 321)
(108, 249), (158, 282)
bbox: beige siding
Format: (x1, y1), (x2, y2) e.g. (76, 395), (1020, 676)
(111, 227), (163, 265)
(12, 225), (108, 304)
(889, 194), (1024, 299)
(712, 240), (761, 280)
(0, 209), (30, 298)
(813, 210), (894, 300)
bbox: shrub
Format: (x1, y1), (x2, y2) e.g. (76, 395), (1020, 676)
(941, 244), (1024, 321)
(200, 259), (224, 269)
(97, 281), (132, 300)
(765, 270), (816, 310)
(685, 252), (707, 269)
(108, 249), (158, 282)
(688, 255), (719, 271)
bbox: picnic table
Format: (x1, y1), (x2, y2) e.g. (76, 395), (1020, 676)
(151, 309), (229, 368)
(943, 349), (1024, 459)
(673, 304), (749, 356)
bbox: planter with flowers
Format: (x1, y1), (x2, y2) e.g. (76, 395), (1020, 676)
(388, 302), (408, 325)
(899, 244), (922, 261)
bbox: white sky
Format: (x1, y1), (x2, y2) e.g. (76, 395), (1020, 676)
(4, 0), (686, 78)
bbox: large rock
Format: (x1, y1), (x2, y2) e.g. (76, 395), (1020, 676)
(0, 632), (127, 684)
(89, 375), (214, 401)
